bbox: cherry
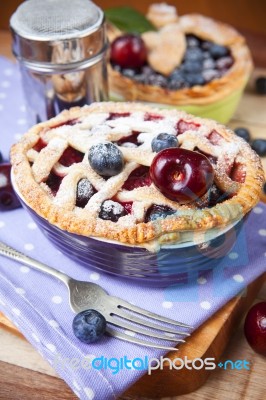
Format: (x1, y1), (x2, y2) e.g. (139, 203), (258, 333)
(150, 148), (214, 203)
(111, 34), (147, 70)
(0, 163), (21, 211)
(244, 302), (266, 356)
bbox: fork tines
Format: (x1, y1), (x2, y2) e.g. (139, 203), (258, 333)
(104, 296), (193, 351)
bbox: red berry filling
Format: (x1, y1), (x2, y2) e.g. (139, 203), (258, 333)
(229, 162), (246, 183)
(207, 130), (223, 145)
(116, 131), (140, 146)
(107, 112), (130, 120)
(176, 120), (200, 135)
(52, 118), (79, 129)
(45, 172), (63, 196)
(59, 147), (84, 167)
(33, 138), (47, 152)
(122, 166), (152, 190)
(118, 201), (133, 214)
(144, 113), (164, 122)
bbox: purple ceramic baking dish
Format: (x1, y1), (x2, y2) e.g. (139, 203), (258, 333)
(12, 171), (243, 287)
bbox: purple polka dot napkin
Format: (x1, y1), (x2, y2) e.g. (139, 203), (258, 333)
(0, 57), (265, 400)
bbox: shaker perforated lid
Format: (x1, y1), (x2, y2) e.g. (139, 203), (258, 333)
(10, 0), (106, 67)
(10, 0), (103, 40)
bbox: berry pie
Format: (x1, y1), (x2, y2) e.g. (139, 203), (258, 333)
(11, 103), (264, 247)
(108, 4), (253, 122)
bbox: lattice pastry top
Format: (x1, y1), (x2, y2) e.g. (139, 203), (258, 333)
(11, 102), (264, 245)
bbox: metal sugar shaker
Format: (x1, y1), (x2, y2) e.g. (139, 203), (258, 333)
(10, 0), (109, 126)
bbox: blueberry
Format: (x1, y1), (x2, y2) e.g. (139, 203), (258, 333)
(168, 78), (187, 90)
(151, 133), (179, 153)
(182, 60), (203, 73)
(167, 68), (186, 90)
(142, 65), (154, 76)
(184, 48), (204, 62)
(186, 35), (200, 48)
(234, 127), (251, 142)
(202, 185), (226, 208)
(99, 200), (127, 222)
(112, 63), (121, 72)
(88, 142), (124, 177)
(203, 58), (216, 69)
(0, 151), (3, 163)
(203, 69), (220, 82)
(251, 139), (266, 156)
(169, 69), (183, 80)
(76, 178), (96, 208)
(263, 182), (266, 194)
(147, 74), (168, 87)
(255, 77), (266, 95)
(216, 56), (234, 70)
(184, 73), (205, 86)
(72, 309), (106, 344)
(201, 41), (212, 50)
(168, 70), (187, 89)
(145, 205), (176, 222)
(122, 68), (136, 78)
(202, 51), (212, 60)
(209, 44), (229, 59)
(134, 73), (147, 84)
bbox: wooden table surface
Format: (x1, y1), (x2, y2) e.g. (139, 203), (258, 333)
(0, 29), (266, 400)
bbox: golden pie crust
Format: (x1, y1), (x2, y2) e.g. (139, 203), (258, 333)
(11, 102), (264, 245)
(108, 13), (253, 106)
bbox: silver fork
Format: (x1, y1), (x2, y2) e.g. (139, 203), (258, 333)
(0, 241), (192, 351)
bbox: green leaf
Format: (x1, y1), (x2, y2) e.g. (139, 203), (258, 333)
(105, 6), (155, 34)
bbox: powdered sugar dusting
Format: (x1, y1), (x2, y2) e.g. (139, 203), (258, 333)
(102, 200), (124, 215)
(121, 142), (138, 148)
(80, 113), (109, 129)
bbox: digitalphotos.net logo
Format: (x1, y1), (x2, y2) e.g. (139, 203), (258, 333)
(53, 354), (250, 375)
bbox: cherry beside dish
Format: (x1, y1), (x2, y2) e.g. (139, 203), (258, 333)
(244, 301), (266, 356)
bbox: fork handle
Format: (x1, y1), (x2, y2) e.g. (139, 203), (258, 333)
(0, 241), (70, 285)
